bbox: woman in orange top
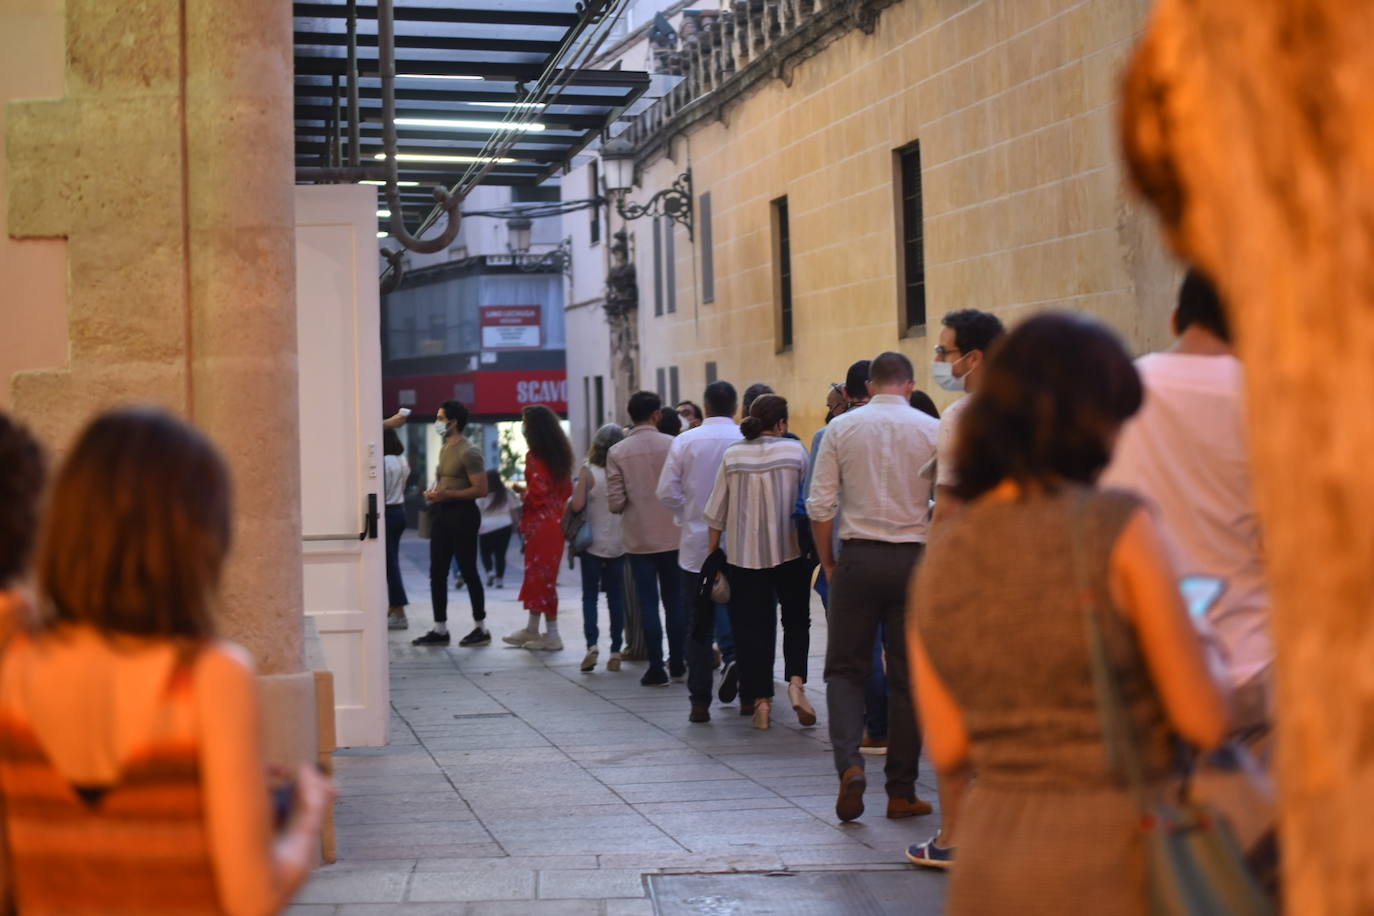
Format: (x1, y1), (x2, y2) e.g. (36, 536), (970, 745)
(503, 405), (574, 652)
(0, 407), (334, 915)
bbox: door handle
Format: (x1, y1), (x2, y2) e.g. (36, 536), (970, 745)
(362, 493), (379, 540)
(303, 494), (380, 542)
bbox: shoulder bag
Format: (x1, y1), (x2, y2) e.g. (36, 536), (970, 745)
(1070, 493), (1272, 916)
(561, 466), (593, 557)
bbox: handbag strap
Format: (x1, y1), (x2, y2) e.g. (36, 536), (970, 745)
(1068, 490), (1151, 810)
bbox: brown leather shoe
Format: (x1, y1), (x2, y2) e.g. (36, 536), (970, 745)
(886, 796), (934, 819)
(835, 765), (867, 822)
(689, 704), (711, 723)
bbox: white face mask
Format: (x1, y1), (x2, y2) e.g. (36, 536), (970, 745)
(932, 359), (965, 392)
(434, 420), (450, 440)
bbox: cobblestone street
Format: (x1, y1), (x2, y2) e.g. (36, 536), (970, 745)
(291, 533), (947, 914)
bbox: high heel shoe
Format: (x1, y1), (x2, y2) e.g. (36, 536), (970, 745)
(752, 699), (771, 731)
(789, 682), (817, 726)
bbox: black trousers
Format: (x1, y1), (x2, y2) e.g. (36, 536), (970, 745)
(385, 503), (408, 608)
(725, 558), (812, 704)
(824, 539), (923, 798)
(479, 525), (513, 579)
(429, 501), (484, 623)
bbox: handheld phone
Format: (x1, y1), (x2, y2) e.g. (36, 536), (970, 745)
(1179, 575), (1226, 619)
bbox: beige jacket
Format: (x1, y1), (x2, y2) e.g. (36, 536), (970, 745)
(605, 425), (679, 555)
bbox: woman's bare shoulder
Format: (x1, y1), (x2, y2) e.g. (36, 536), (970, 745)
(194, 640), (257, 684)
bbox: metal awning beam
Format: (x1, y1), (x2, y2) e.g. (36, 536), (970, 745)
(293, 2), (579, 28)
(294, 30), (563, 55)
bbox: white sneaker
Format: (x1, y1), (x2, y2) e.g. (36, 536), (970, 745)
(502, 628), (539, 646)
(524, 634), (564, 651)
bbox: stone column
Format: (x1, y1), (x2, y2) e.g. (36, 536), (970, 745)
(1122, 1), (1374, 910)
(5, 0), (312, 767)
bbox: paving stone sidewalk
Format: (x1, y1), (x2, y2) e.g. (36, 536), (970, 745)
(291, 532), (947, 914)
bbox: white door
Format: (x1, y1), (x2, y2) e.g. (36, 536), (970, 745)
(294, 185), (388, 748)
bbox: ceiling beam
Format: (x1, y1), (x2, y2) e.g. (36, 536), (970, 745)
(293, 3), (580, 28)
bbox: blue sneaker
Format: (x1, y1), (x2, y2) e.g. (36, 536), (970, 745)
(906, 838), (954, 869)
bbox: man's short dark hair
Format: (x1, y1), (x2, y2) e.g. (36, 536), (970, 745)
(656, 410), (682, 436)
(742, 383), (774, 415)
(1175, 269), (1231, 343)
(0, 412), (44, 587)
(676, 400), (702, 422)
(942, 309), (1006, 355)
(844, 360), (871, 400)
(627, 391), (662, 424)
(440, 399), (470, 429)
(702, 382), (738, 418)
(869, 352), (914, 386)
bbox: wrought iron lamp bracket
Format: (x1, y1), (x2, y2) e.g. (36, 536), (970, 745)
(615, 170), (693, 241)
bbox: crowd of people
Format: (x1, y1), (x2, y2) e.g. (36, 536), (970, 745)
(0, 270), (1273, 913)
(393, 270), (1275, 912)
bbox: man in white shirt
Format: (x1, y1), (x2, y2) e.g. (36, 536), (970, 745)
(1100, 270), (1272, 722)
(808, 352), (939, 823)
(657, 382), (743, 721)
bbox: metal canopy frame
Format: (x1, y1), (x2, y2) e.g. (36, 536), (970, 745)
(293, 0), (649, 238)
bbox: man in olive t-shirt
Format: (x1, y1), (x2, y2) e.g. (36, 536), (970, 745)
(414, 399), (491, 647)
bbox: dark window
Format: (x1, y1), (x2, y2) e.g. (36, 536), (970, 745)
(588, 162), (601, 245)
(594, 375), (604, 428)
(664, 217), (677, 313)
(898, 142), (926, 333)
(773, 196), (793, 351)
(652, 218), (664, 316)
(699, 192), (714, 304)
(583, 376), (592, 451)
(669, 366), (680, 406)
(512, 184), (559, 203)
(705, 361), (718, 384)
(656, 367), (667, 400)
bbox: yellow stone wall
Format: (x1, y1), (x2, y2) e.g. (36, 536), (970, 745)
(629, 0), (1179, 438)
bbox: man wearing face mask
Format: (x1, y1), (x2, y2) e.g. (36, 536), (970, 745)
(904, 308), (1004, 869)
(930, 309), (1005, 528)
(415, 400), (490, 647)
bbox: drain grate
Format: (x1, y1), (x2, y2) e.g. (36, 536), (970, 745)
(450, 712), (517, 720)
(647, 870), (945, 916)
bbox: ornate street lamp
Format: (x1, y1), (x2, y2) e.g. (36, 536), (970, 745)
(506, 216), (533, 254)
(600, 135), (694, 240)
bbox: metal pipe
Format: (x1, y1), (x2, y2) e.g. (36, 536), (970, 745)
(379, 0), (463, 253)
(331, 74), (343, 169)
(347, 0), (361, 167)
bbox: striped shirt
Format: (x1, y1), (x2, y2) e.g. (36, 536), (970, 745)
(0, 634), (220, 913)
(703, 436), (810, 570)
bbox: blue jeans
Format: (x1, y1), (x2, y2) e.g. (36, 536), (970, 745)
(580, 554), (626, 653)
(683, 568), (736, 706)
(628, 551), (685, 671)
(865, 622), (888, 740)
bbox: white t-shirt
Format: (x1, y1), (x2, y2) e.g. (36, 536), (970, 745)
(1100, 352), (1271, 687)
(383, 455), (409, 506)
(476, 493), (515, 534)
(934, 395), (969, 489)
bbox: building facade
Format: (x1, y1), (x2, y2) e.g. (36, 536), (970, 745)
(569, 0), (1178, 441)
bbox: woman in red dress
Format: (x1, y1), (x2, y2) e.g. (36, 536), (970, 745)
(503, 404), (574, 651)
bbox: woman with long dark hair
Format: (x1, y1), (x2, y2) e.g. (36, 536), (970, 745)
(477, 469), (516, 589)
(503, 404), (574, 651)
(383, 427), (411, 630)
(906, 313), (1228, 907)
(0, 407), (333, 913)
(703, 395), (811, 730)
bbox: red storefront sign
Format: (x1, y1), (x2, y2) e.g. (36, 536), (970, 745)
(480, 306), (542, 349)
(385, 369), (568, 417)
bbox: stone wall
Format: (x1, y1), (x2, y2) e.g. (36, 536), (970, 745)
(622, 0), (1179, 436)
